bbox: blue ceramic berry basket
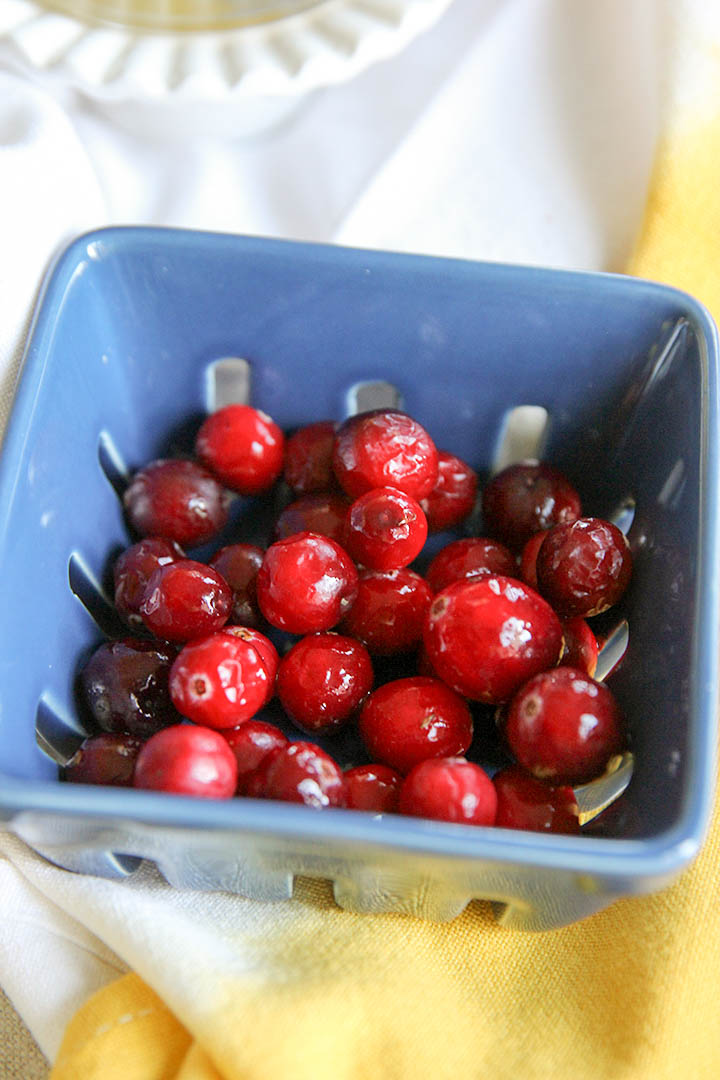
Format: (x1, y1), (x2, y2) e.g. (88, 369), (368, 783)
(1, 226), (718, 931)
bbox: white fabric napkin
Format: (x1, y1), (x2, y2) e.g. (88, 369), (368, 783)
(0, 0), (662, 1062)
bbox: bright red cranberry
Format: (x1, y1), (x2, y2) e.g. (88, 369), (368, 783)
(283, 421), (337, 494)
(535, 517), (633, 617)
(262, 741), (346, 807)
(423, 575), (563, 704)
(220, 625), (279, 695)
(340, 568), (432, 656)
(332, 409), (439, 500)
(113, 538), (185, 628)
(425, 537), (516, 594)
(195, 404), (284, 495)
(481, 461), (582, 552)
(273, 493), (350, 545)
(276, 633), (373, 735)
(123, 458), (230, 547)
(504, 666), (626, 785)
(63, 732), (144, 787)
(344, 764), (402, 812)
(139, 559), (232, 642)
(222, 720), (289, 794)
(133, 724), (238, 798)
(358, 676), (473, 775)
(343, 486), (428, 570)
(208, 543), (264, 627)
(169, 630), (275, 728)
(398, 757), (497, 825)
(419, 451), (477, 532)
(560, 616), (598, 677)
(518, 531), (546, 590)
(81, 638), (179, 738)
(256, 531), (359, 634)
(493, 764), (579, 834)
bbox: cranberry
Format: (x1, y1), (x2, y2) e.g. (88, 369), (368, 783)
(113, 538), (185, 628)
(133, 724), (238, 798)
(481, 461), (582, 552)
(123, 458), (230, 547)
(423, 575), (563, 704)
(63, 732), (144, 787)
(518, 531), (546, 590)
(332, 409), (439, 500)
(493, 764), (580, 834)
(169, 629), (275, 729)
(195, 404), (284, 495)
(425, 537), (516, 594)
(273, 493), (350, 545)
(535, 517), (633, 617)
(242, 747), (283, 798)
(283, 421), (337, 494)
(358, 676), (473, 775)
(81, 638), (179, 738)
(343, 486), (428, 570)
(419, 451), (477, 532)
(222, 720), (289, 794)
(139, 559), (232, 642)
(262, 741), (346, 807)
(208, 543), (264, 628)
(398, 757), (497, 825)
(276, 633), (373, 735)
(256, 531), (359, 634)
(504, 665), (626, 785)
(340, 567), (433, 656)
(220, 625), (279, 693)
(559, 616), (598, 677)
(344, 764), (402, 812)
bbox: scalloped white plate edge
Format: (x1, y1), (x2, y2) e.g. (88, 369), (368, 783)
(1, 0), (457, 103)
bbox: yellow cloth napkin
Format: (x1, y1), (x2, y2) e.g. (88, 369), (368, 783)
(42, 4), (720, 1078)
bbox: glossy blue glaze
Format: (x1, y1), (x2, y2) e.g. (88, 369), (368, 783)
(0, 227), (717, 928)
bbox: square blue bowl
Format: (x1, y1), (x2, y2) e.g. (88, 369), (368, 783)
(1, 226), (718, 931)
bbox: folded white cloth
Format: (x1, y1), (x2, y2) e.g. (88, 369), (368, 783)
(0, 0), (661, 1061)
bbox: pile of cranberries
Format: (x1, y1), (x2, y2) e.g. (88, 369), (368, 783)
(66, 403), (633, 836)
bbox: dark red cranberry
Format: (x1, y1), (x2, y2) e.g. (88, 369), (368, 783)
(222, 720), (289, 794)
(113, 538), (185, 628)
(63, 732), (144, 787)
(423, 575), (563, 704)
(344, 764), (402, 812)
(169, 629), (275, 728)
(208, 543), (264, 627)
(535, 517), (633, 617)
(133, 724), (238, 798)
(419, 451), (477, 532)
(358, 676), (473, 775)
(559, 616), (598, 677)
(343, 486), (428, 571)
(276, 633), (373, 735)
(340, 567), (433, 656)
(283, 421), (337, 494)
(195, 404), (284, 495)
(332, 409), (439, 500)
(140, 559), (232, 642)
(242, 746), (283, 798)
(256, 531), (359, 634)
(518, 531), (546, 590)
(123, 458), (230, 547)
(481, 461), (582, 552)
(273, 493), (350, 545)
(493, 764), (580, 834)
(81, 638), (179, 738)
(504, 666), (626, 785)
(398, 757), (497, 825)
(262, 741), (346, 807)
(425, 537), (516, 594)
